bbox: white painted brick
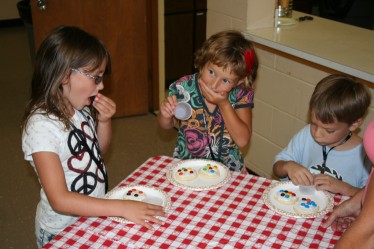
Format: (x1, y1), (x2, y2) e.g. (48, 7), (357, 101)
(246, 0), (275, 29)
(244, 133), (281, 179)
(252, 100), (273, 139)
(295, 83), (314, 121)
(208, 0), (248, 20)
(276, 55), (330, 84)
(231, 19), (247, 31)
(271, 110), (306, 147)
(206, 12), (233, 36)
(254, 47), (276, 69)
(255, 67), (300, 116)
(205, 0), (374, 178)
(369, 88), (374, 108)
(360, 109), (374, 137)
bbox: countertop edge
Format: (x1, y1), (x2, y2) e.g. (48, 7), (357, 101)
(242, 10), (374, 83)
(243, 32), (374, 83)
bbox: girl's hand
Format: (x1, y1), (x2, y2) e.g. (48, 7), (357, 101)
(199, 79), (229, 106)
(322, 189), (363, 231)
(121, 200), (166, 229)
(285, 161), (314, 186)
(93, 93), (116, 123)
(327, 216), (356, 232)
(159, 95), (178, 119)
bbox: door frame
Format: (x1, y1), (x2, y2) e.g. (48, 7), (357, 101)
(148, 0), (159, 112)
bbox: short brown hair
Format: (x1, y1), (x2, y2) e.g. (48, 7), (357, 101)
(194, 30), (258, 90)
(309, 74), (371, 125)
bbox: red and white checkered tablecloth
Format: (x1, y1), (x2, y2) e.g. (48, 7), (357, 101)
(44, 156), (344, 249)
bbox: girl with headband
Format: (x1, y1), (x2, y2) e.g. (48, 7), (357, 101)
(158, 30), (259, 172)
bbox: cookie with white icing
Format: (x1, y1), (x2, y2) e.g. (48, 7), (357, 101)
(274, 189), (298, 205)
(293, 197), (319, 214)
(123, 188), (146, 201)
(175, 167), (198, 181)
(199, 164), (220, 179)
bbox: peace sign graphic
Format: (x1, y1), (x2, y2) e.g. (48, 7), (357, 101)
(67, 119), (108, 194)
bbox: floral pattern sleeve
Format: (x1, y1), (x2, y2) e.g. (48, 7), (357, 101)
(229, 87), (254, 109)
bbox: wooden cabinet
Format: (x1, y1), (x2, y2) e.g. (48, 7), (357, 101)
(164, 0), (207, 88)
(31, 0), (158, 117)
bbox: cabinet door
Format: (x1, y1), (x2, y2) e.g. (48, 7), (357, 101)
(165, 12), (195, 86)
(164, 0), (193, 13)
(31, 0), (154, 117)
(164, 0), (207, 88)
(194, 11), (207, 56)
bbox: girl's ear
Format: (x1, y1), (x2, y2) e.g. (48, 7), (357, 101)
(349, 118), (364, 132)
(61, 72), (70, 84)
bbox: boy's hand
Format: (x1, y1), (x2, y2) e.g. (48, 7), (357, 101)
(314, 174), (339, 193)
(314, 174), (359, 196)
(285, 161), (314, 186)
(93, 93), (116, 123)
(121, 200), (166, 229)
(159, 95), (178, 119)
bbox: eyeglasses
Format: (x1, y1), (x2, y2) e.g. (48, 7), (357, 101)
(71, 68), (103, 84)
(297, 16), (314, 22)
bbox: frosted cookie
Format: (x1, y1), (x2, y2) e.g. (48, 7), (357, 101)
(199, 164), (220, 179)
(123, 188), (146, 201)
(293, 197), (319, 215)
(274, 190), (298, 205)
(175, 167), (198, 181)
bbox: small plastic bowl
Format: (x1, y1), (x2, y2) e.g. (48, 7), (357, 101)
(174, 102), (192, 120)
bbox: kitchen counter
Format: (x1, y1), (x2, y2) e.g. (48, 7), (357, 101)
(243, 11), (374, 83)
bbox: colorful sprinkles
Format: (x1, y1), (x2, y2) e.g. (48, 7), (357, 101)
(177, 167), (195, 175)
(279, 189), (296, 199)
(202, 164), (218, 174)
(300, 198), (317, 209)
(126, 188), (144, 197)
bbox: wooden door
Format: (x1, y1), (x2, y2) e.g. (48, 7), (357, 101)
(164, 0), (206, 88)
(31, 0), (159, 117)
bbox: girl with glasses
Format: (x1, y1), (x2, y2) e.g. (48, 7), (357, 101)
(21, 25), (165, 248)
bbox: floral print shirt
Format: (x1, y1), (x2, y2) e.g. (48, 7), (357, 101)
(169, 73), (254, 172)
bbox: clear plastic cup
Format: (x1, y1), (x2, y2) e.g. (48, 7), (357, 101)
(299, 185), (316, 195)
(174, 102), (192, 120)
(277, 0), (293, 18)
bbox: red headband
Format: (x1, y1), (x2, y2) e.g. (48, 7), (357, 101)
(244, 49), (254, 74)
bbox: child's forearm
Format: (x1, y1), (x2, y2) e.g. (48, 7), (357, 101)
(54, 192), (132, 218)
(273, 160), (289, 178)
(339, 182), (361, 197)
(96, 120), (112, 153)
(157, 113), (176, 130)
(218, 101), (251, 147)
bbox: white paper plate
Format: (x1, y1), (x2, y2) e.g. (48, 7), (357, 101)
(105, 185), (171, 223)
(167, 159), (231, 191)
(262, 181), (334, 218)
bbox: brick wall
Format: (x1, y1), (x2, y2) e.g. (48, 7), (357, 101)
(207, 0), (374, 178)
